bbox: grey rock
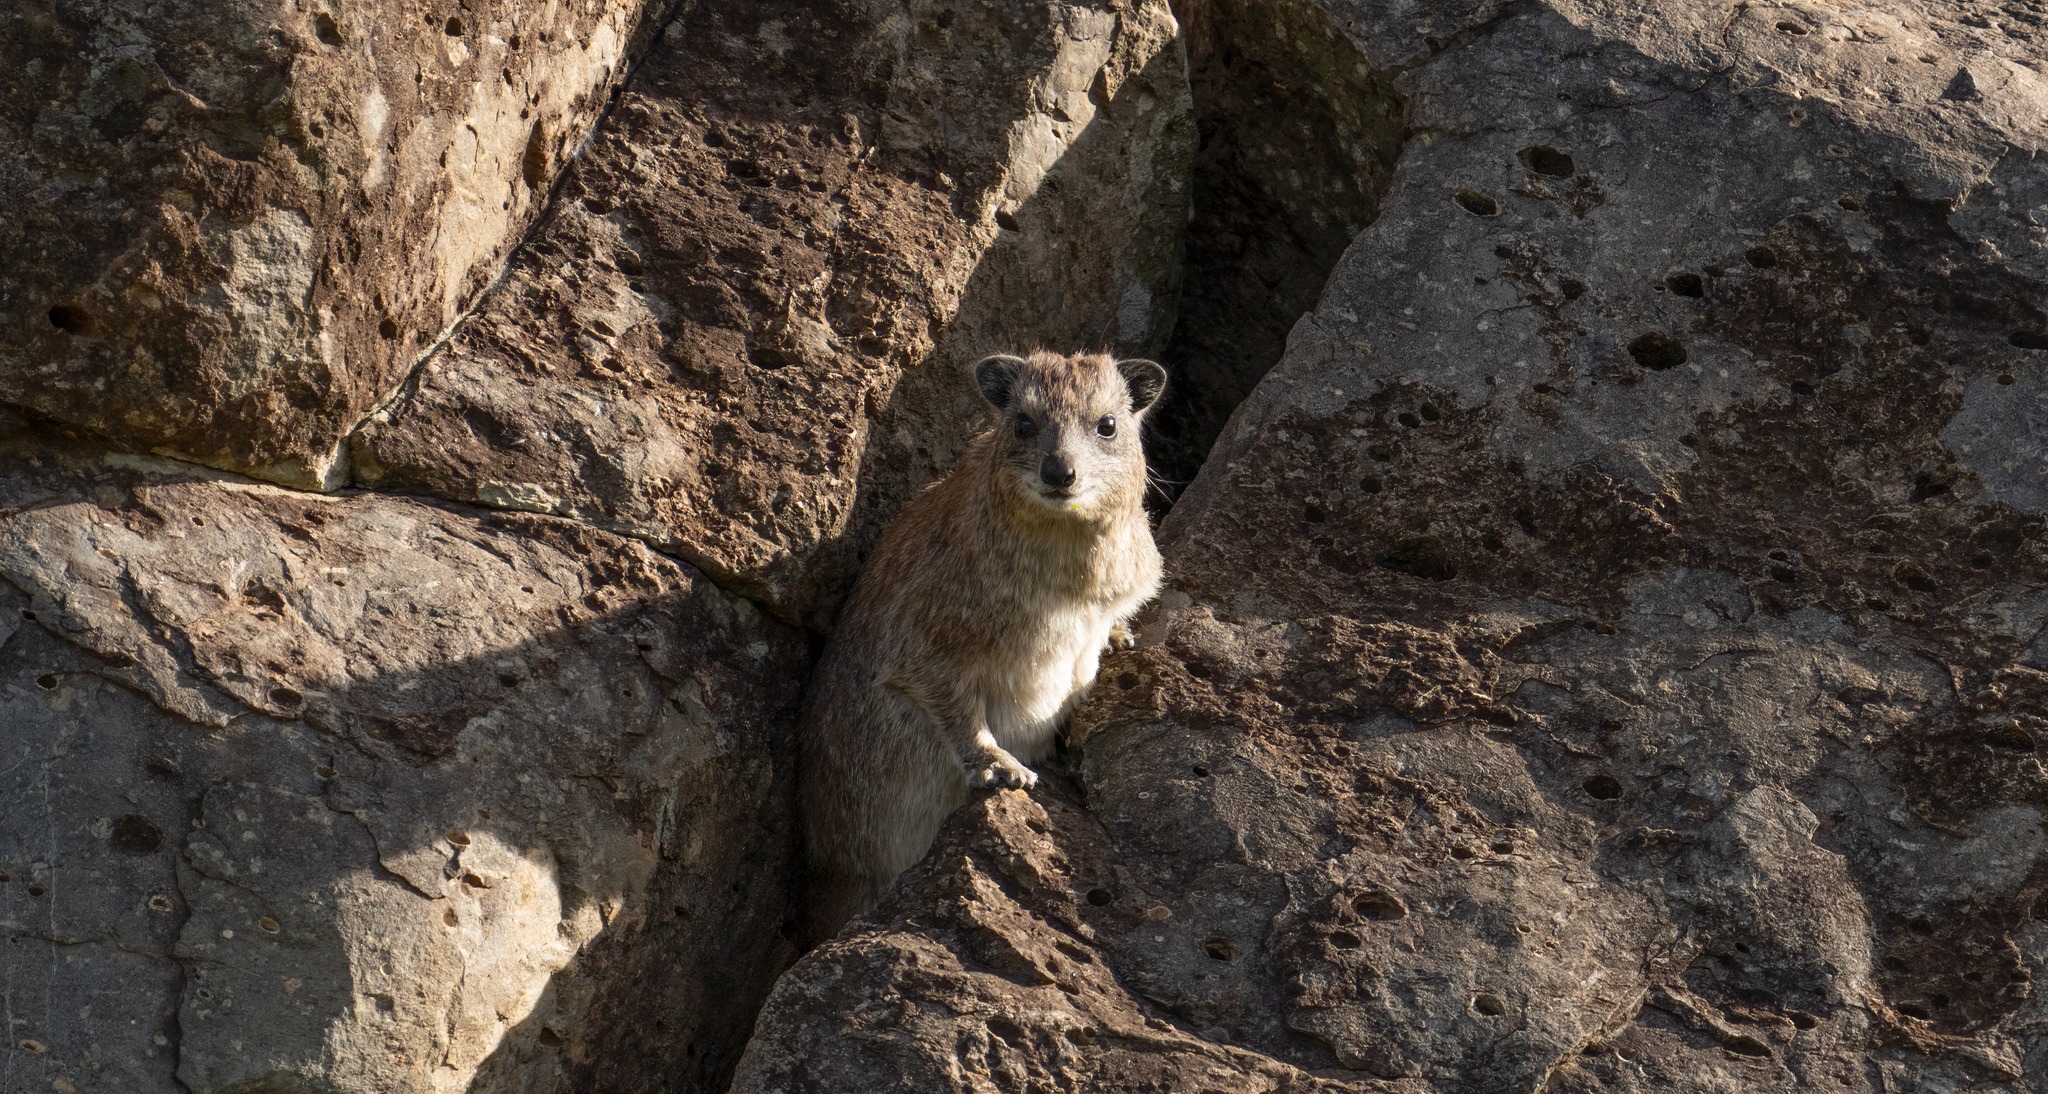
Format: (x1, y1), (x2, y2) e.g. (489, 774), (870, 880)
(0, 421), (805, 1093)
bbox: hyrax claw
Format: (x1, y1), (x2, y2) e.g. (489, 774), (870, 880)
(967, 750), (1038, 790)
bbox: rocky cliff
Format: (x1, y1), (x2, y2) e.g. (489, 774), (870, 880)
(4, 0), (2046, 1092)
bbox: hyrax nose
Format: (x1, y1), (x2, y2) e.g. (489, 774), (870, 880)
(1040, 454), (1077, 490)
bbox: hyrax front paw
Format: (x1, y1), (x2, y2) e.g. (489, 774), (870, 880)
(1107, 621), (1137, 651)
(965, 747), (1039, 790)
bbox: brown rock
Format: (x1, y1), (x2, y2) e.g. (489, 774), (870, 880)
(0, 0), (666, 486)
(350, 0), (1193, 624)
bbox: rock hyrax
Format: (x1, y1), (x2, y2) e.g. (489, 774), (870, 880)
(801, 350), (1167, 936)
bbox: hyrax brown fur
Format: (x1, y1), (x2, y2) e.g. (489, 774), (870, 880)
(800, 350), (1167, 937)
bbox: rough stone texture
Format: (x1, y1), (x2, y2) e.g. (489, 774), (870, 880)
(0, 418), (804, 1093)
(0, 0), (665, 486)
(732, 786), (1406, 1094)
(351, 0), (1193, 625)
(734, 2), (2048, 1092)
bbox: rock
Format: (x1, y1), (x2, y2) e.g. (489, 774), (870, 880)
(0, 418), (805, 1093)
(350, 0), (1193, 624)
(0, 0), (665, 486)
(735, 1), (2048, 1091)
(729, 786), (1402, 1094)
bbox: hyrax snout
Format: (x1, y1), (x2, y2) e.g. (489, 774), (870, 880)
(799, 350), (1167, 938)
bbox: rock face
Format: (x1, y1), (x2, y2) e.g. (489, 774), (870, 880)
(0, 0), (663, 486)
(351, 0), (1192, 624)
(0, 419), (805, 1093)
(9, 0), (2048, 1090)
(734, 1), (2048, 1092)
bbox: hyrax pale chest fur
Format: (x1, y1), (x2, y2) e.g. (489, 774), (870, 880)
(801, 350), (1167, 935)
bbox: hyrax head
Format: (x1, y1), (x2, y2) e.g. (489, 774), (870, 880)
(973, 350), (1167, 516)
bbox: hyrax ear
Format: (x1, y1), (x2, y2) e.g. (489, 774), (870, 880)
(1118, 358), (1167, 413)
(974, 354), (1026, 409)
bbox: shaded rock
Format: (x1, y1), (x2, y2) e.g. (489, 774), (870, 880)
(0, 0), (667, 486)
(738, 2), (2048, 1092)
(350, 0), (1193, 624)
(0, 418), (804, 1093)
(731, 786), (1406, 1094)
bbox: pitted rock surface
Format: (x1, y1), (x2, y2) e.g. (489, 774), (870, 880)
(351, 0), (1193, 625)
(0, 420), (804, 1093)
(733, 2), (2048, 1092)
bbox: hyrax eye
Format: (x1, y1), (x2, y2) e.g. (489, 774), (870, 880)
(1096, 415), (1117, 438)
(1015, 414), (1037, 439)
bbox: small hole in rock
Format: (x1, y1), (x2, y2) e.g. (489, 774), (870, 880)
(2009, 330), (2048, 350)
(35, 674), (57, 690)
(1777, 19), (1810, 35)
(987, 1016), (1027, 1048)
(1628, 332), (1688, 370)
(1204, 937), (1237, 961)
(1997, 373), (2015, 385)
(1473, 993), (1508, 1016)
(1449, 845), (1474, 859)
(1907, 327), (1931, 346)
(1666, 273), (1704, 297)
(1724, 1034), (1773, 1057)
(1191, 764), (1210, 777)
(258, 916), (280, 933)
(1517, 145), (1575, 177)
(994, 209), (1021, 231)
(1988, 724), (2035, 751)
(446, 830), (472, 847)
(1302, 503), (1327, 524)
(1838, 197), (1863, 211)
(1583, 774), (1623, 800)
(1086, 888), (1113, 906)
(1328, 929), (1362, 949)
(314, 13), (343, 45)
(1378, 539), (1457, 581)
(378, 317), (399, 340)
(1745, 246), (1779, 269)
(1789, 1011), (1818, 1030)
(110, 814), (164, 854)
(1892, 561), (1938, 593)
(270, 686), (303, 707)
(444, 16), (464, 35)
(1453, 189), (1500, 216)
(26, 885), (44, 897)
(1116, 672), (1139, 689)
(1559, 278), (1587, 300)
(1396, 411), (1422, 429)
(1896, 1003), (1932, 1021)
(1419, 402), (1442, 422)
(48, 304), (94, 334)
(1360, 475), (1384, 494)
(1353, 892), (1406, 920)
